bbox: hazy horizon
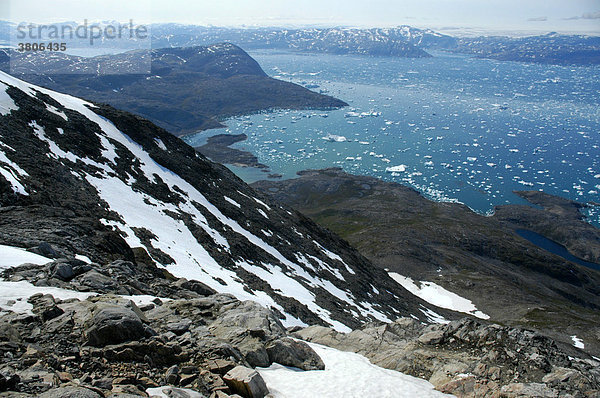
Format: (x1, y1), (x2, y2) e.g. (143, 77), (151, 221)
(2, 0), (599, 36)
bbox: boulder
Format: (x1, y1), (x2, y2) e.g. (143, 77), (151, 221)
(206, 359), (236, 376)
(209, 301), (286, 342)
(0, 368), (20, 392)
(76, 271), (118, 292)
(208, 301), (287, 367)
(167, 319), (192, 335)
(223, 366), (269, 398)
(53, 263), (75, 281)
(236, 340), (270, 368)
(31, 242), (58, 258)
(146, 386), (205, 397)
(418, 329), (445, 345)
(165, 365), (180, 385)
(500, 382), (558, 397)
(174, 278), (217, 296)
(29, 294), (64, 321)
(265, 338), (325, 370)
(85, 306), (147, 347)
(38, 387), (103, 398)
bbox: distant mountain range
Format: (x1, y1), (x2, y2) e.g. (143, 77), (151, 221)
(2, 21), (598, 65)
(453, 32), (600, 65)
(0, 43), (347, 135)
(150, 25), (439, 58)
(147, 24), (600, 65)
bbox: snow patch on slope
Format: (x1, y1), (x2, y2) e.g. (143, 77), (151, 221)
(390, 273), (489, 320)
(0, 280), (95, 314)
(0, 244), (52, 269)
(0, 148), (29, 195)
(258, 341), (451, 398)
(571, 335), (585, 349)
(0, 71), (388, 332)
(0, 82), (18, 116)
(224, 196), (241, 208)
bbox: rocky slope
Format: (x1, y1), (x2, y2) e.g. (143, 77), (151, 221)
(0, 43), (347, 135)
(1, 255), (597, 397)
(295, 318), (600, 397)
(0, 255), (328, 397)
(0, 71), (461, 334)
(252, 168), (600, 356)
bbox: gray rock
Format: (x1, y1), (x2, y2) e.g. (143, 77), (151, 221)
(208, 300), (287, 367)
(30, 242), (57, 258)
(209, 301), (286, 342)
(38, 387), (103, 398)
(418, 329), (445, 345)
(0, 368), (20, 392)
(76, 271), (117, 291)
(53, 263), (75, 281)
(223, 366), (269, 398)
(542, 367), (579, 384)
(265, 338), (325, 370)
(237, 340), (270, 368)
(29, 294), (64, 321)
(85, 306), (147, 347)
(167, 319), (192, 335)
(165, 365), (180, 385)
(146, 386), (205, 397)
(174, 279), (216, 296)
(500, 382), (558, 397)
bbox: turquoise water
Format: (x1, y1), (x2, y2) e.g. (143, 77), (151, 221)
(183, 50), (600, 226)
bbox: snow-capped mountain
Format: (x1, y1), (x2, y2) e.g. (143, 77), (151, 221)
(0, 71), (453, 331)
(149, 25), (445, 57)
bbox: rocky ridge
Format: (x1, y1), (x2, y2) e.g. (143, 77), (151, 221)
(294, 318), (600, 397)
(0, 256), (325, 398)
(0, 253), (598, 397)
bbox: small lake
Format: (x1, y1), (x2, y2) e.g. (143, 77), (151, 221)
(516, 229), (600, 271)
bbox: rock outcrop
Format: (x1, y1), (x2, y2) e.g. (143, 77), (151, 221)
(1, 255), (598, 397)
(294, 318), (600, 397)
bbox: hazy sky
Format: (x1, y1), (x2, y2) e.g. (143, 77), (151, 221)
(4, 0), (600, 35)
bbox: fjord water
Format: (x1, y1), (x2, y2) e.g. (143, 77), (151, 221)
(184, 50), (600, 226)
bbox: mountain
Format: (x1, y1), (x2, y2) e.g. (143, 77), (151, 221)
(149, 24), (600, 65)
(149, 25), (437, 57)
(452, 33), (600, 65)
(0, 43), (347, 135)
(0, 71), (462, 333)
(3, 20), (598, 65)
(252, 168), (600, 356)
